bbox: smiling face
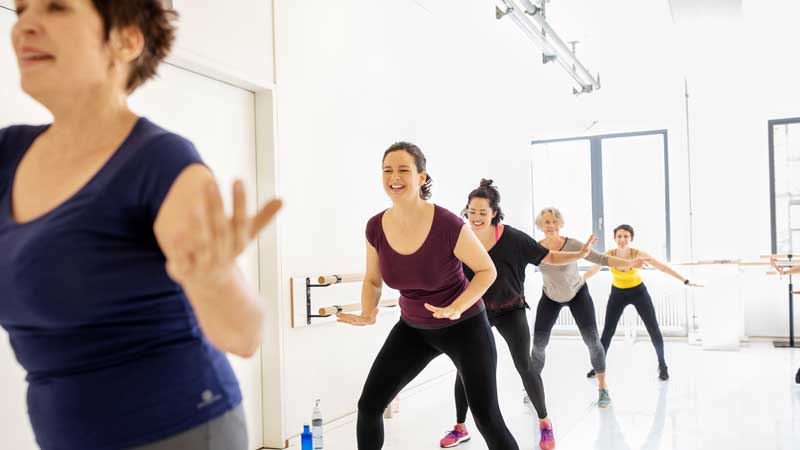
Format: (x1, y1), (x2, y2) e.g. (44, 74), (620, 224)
(539, 211), (562, 237)
(11, 0), (141, 105)
(382, 150), (426, 202)
(466, 197), (496, 232)
(614, 228), (633, 249)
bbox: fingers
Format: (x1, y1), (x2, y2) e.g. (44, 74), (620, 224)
(189, 205), (213, 269)
(232, 179), (248, 255)
(205, 181), (230, 263)
(424, 303), (438, 313)
(165, 229), (194, 282)
(250, 198), (283, 239)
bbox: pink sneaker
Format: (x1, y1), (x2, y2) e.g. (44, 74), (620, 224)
(440, 424), (470, 448)
(539, 420), (556, 450)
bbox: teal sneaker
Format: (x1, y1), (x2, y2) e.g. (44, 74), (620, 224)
(598, 389), (611, 408)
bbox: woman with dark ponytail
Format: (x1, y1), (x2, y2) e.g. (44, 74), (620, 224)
(438, 179), (598, 450)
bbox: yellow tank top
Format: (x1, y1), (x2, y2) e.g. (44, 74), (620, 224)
(609, 248), (643, 289)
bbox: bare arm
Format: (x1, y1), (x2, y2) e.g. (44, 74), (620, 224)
(155, 165), (282, 358)
(337, 242), (382, 326)
(425, 225), (496, 320)
(542, 234), (598, 265)
(771, 257), (800, 276)
(642, 251), (700, 286)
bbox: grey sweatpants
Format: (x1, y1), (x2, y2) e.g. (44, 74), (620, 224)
(129, 405), (247, 450)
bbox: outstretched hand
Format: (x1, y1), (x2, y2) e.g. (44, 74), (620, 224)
(424, 303), (462, 321)
(629, 257), (650, 269)
(771, 257), (786, 275)
(337, 309), (378, 326)
(579, 234), (598, 257)
(166, 179), (282, 288)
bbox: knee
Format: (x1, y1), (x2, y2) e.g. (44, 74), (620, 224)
(357, 393), (385, 417)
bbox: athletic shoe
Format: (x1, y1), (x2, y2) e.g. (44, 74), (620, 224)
(440, 424), (470, 448)
(523, 393), (531, 404)
(795, 368), (800, 384)
(598, 389), (611, 408)
(539, 420), (556, 450)
(658, 366), (669, 381)
(587, 368), (596, 378)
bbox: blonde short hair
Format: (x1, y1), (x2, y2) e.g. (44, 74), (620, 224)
(535, 207), (565, 230)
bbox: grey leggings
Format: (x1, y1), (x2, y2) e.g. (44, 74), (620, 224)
(532, 284), (606, 374)
(129, 405), (247, 450)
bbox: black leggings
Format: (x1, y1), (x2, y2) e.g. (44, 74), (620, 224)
(454, 308), (547, 421)
(599, 283), (666, 369)
(532, 284), (607, 375)
(357, 312), (519, 450)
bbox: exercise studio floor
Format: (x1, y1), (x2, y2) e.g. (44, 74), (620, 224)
(321, 338), (800, 450)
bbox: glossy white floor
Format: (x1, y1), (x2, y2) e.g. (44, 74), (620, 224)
(314, 337), (800, 450)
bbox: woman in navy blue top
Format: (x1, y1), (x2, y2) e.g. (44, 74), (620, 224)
(1, 1), (281, 450)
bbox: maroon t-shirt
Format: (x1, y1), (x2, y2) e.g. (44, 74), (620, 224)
(366, 204), (485, 329)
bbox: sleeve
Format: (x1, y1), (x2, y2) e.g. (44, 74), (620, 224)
(572, 239), (609, 266)
(137, 132), (205, 223)
(440, 206), (467, 251)
(517, 229), (550, 266)
(365, 214), (381, 248)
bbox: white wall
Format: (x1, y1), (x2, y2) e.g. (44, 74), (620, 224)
(0, 7), (272, 449)
(169, 0), (275, 90)
(676, 0), (800, 336)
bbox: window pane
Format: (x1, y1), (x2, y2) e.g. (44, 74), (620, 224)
(773, 122), (800, 254)
(531, 140), (593, 240)
(601, 134), (668, 260)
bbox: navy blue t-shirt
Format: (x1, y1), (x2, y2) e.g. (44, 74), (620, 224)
(0, 118), (241, 450)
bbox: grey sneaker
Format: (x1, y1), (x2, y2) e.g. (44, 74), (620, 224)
(597, 389), (611, 408)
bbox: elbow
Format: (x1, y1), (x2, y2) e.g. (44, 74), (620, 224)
(486, 264), (497, 284)
(219, 328), (263, 358)
(209, 310), (265, 359)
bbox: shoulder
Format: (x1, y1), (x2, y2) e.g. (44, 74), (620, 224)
(434, 204), (464, 225)
(503, 225), (531, 242)
(129, 119), (201, 167)
(0, 124), (48, 160)
(366, 210), (386, 231)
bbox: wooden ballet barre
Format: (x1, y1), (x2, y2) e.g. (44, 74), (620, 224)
(317, 273), (364, 285)
(319, 299), (399, 316)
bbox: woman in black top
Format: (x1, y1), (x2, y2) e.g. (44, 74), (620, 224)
(439, 180), (596, 450)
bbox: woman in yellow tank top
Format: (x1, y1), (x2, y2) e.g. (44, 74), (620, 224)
(584, 224), (702, 381)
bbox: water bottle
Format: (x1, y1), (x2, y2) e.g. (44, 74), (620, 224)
(312, 399), (323, 449)
(301, 424), (313, 450)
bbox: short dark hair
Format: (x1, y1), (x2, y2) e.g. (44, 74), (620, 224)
(90, 0), (177, 93)
(613, 224), (635, 240)
(463, 179), (504, 225)
(383, 142), (433, 200)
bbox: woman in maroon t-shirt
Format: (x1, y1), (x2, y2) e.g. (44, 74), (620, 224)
(337, 142), (519, 450)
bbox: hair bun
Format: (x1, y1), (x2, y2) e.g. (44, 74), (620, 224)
(479, 179), (494, 188)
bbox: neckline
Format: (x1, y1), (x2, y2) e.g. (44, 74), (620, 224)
(539, 235), (568, 252)
(4, 117), (145, 226)
(486, 224), (507, 253)
(381, 203), (437, 256)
